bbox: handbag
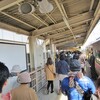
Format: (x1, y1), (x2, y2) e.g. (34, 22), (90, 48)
(53, 73), (56, 78)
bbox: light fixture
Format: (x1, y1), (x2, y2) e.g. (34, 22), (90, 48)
(38, 0), (53, 13)
(19, 2), (35, 14)
(75, 35), (81, 38)
(18, 0), (53, 14)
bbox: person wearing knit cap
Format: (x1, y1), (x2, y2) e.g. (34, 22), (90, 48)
(11, 71), (38, 100)
(61, 61), (96, 100)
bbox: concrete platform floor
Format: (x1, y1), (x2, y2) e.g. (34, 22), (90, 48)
(38, 90), (68, 100)
(37, 79), (68, 100)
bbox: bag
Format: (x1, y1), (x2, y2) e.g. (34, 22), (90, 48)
(83, 90), (92, 100)
(53, 73), (56, 78)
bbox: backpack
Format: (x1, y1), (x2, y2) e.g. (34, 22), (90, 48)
(83, 90), (92, 100)
(75, 83), (93, 100)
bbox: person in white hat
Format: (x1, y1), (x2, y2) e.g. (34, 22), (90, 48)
(2, 65), (21, 100)
(11, 71), (38, 100)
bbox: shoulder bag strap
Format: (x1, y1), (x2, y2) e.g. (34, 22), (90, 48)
(47, 66), (54, 74)
(75, 81), (84, 96)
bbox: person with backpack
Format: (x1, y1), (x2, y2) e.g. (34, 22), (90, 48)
(61, 60), (96, 100)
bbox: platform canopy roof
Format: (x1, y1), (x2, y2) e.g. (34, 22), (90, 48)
(0, 0), (100, 49)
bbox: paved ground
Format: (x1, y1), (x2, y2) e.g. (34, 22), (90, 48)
(37, 78), (68, 100)
(38, 91), (68, 100)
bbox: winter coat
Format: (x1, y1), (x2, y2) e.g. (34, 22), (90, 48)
(61, 76), (96, 100)
(56, 60), (69, 75)
(45, 64), (55, 81)
(11, 84), (38, 100)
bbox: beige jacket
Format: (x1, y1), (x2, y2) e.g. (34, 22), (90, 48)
(11, 84), (38, 100)
(45, 64), (55, 81)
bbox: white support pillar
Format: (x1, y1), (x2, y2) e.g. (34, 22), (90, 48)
(28, 36), (36, 70)
(29, 36), (47, 69)
(50, 40), (56, 66)
(43, 41), (47, 64)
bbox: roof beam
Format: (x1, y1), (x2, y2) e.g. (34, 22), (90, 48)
(0, 0), (24, 11)
(85, 1), (100, 42)
(0, 22), (29, 35)
(57, 41), (83, 50)
(53, 33), (86, 44)
(54, 0), (76, 43)
(33, 21), (65, 36)
(56, 40), (84, 49)
(89, 0), (94, 11)
(45, 13), (57, 24)
(1, 12), (37, 29)
(30, 13), (49, 26)
(51, 29), (87, 40)
(56, 37), (85, 47)
(32, 12), (93, 37)
(47, 25), (87, 38)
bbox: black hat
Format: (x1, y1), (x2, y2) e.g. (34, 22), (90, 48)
(70, 59), (81, 71)
(73, 54), (79, 60)
(60, 54), (65, 60)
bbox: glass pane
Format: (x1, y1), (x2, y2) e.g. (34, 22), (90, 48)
(2, 29), (14, 40)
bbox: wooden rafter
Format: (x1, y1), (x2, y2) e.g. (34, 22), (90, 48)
(32, 12), (93, 37)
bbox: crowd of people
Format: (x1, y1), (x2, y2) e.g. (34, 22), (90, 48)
(0, 50), (100, 100)
(55, 50), (100, 100)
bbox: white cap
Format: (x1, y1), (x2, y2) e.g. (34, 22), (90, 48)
(11, 65), (21, 73)
(17, 71), (31, 83)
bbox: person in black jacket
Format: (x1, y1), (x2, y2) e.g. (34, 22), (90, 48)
(89, 52), (98, 80)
